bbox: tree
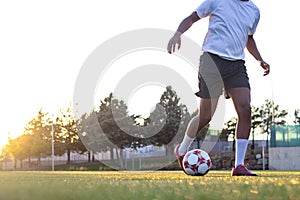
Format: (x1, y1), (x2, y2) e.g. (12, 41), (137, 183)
(1, 110), (53, 169)
(260, 99), (288, 149)
(3, 134), (23, 169)
(23, 109), (52, 168)
(77, 111), (110, 162)
(95, 93), (138, 168)
(223, 117), (237, 151)
(96, 93), (136, 147)
(251, 106), (262, 151)
(294, 109), (300, 124)
(151, 86), (183, 144)
(17, 134), (34, 167)
(149, 86), (189, 158)
(56, 105), (87, 165)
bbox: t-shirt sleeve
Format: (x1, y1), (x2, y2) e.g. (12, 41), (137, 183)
(249, 9), (260, 35)
(195, 0), (216, 18)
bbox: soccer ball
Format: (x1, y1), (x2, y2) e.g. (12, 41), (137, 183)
(182, 149), (212, 176)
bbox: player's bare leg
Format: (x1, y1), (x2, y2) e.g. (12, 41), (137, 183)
(176, 98), (219, 156)
(229, 87), (257, 176)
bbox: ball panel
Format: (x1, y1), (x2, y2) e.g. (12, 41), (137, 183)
(185, 168), (196, 175)
(200, 150), (210, 160)
(198, 163), (209, 174)
(187, 153), (199, 165)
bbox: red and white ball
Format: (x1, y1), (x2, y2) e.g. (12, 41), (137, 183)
(183, 149), (212, 176)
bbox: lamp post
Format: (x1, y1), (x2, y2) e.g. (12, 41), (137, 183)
(261, 105), (265, 171)
(51, 115), (55, 171)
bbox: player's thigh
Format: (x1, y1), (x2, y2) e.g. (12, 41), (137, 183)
(228, 87), (251, 115)
(198, 97), (219, 123)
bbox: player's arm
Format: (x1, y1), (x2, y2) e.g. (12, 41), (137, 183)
(246, 35), (270, 76)
(167, 12), (200, 54)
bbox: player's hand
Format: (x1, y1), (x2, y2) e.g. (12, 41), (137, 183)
(167, 32), (181, 54)
(260, 60), (270, 76)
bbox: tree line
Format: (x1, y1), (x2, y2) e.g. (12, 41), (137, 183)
(1, 86), (299, 168)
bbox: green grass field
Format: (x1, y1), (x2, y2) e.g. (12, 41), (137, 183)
(0, 170), (299, 200)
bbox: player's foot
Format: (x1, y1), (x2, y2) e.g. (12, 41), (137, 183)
(231, 164), (258, 176)
(174, 144), (185, 172)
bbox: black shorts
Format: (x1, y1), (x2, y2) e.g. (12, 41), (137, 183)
(195, 52), (250, 99)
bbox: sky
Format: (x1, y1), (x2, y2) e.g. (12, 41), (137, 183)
(0, 0), (300, 149)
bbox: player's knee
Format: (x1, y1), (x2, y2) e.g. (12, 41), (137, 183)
(199, 114), (212, 127)
(237, 110), (251, 135)
(236, 104), (251, 119)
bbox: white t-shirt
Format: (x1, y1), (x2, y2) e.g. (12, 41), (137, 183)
(195, 0), (260, 60)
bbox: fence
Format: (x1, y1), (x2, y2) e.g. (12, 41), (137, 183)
(270, 125), (300, 147)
